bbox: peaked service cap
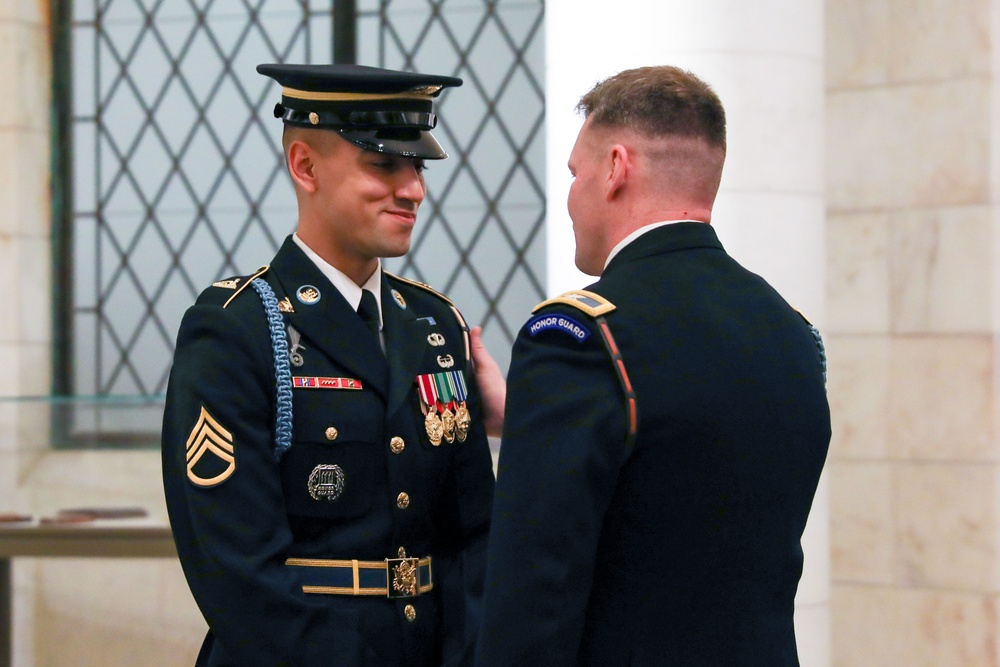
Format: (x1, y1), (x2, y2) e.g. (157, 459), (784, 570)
(257, 63), (462, 159)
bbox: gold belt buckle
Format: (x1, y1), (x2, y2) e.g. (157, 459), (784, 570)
(386, 547), (419, 599)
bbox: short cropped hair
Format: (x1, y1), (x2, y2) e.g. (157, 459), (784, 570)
(577, 66), (726, 152)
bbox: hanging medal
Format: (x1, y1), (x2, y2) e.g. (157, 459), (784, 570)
(417, 374), (444, 446)
(434, 372), (457, 444)
(451, 370), (471, 442)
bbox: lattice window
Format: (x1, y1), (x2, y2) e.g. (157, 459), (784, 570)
(55, 0), (545, 445)
(366, 0), (547, 373)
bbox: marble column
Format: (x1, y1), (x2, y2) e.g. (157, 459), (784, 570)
(545, 2), (830, 664)
(0, 1), (52, 666)
(826, 0), (1000, 664)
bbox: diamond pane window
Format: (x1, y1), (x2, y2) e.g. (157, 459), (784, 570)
(364, 0), (547, 374)
(55, 0), (545, 446)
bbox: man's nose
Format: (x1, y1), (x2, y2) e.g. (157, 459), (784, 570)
(396, 165), (426, 203)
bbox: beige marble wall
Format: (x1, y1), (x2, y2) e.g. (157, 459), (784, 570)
(0, 1), (205, 665)
(827, 0), (1000, 664)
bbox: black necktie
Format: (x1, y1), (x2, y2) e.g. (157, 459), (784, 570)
(357, 289), (380, 342)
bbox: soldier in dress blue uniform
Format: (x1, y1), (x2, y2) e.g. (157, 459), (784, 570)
(161, 63), (495, 667)
(472, 66), (831, 666)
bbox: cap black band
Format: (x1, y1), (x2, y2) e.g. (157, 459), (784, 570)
(276, 105), (438, 131)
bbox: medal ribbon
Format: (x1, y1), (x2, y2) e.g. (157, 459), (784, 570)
(433, 372), (456, 407)
(416, 374), (440, 409)
(450, 370), (468, 403)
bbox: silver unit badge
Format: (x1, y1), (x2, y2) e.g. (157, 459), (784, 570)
(307, 464), (346, 501)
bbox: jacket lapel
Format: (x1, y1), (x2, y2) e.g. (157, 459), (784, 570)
(381, 279), (429, 418)
(268, 238), (389, 400)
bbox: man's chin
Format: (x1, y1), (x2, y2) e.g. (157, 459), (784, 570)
(380, 243), (411, 260)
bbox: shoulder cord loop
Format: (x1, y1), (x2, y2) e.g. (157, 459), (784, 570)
(806, 323), (828, 386)
(594, 315), (638, 454)
(250, 278), (294, 462)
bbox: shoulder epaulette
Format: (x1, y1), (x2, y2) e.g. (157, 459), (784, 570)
(386, 271), (471, 359)
(531, 289), (616, 317)
(219, 265), (270, 309)
(527, 289), (636, 449)
(385, 271), (455, 307)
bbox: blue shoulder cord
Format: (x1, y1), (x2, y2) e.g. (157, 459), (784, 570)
(250, 278), (294, 462)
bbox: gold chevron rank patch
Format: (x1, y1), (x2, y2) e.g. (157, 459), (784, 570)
(185, 406), (236, 487)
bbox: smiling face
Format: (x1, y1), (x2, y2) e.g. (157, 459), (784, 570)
(292, 130), (428, 284)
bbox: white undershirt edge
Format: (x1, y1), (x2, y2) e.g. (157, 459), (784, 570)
(603, 220), (701, 270)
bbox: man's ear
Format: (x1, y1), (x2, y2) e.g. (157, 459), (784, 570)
(606, 144), (630, 201)
(286, 139), (318, 194)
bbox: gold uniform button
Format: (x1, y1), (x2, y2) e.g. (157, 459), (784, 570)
(389, 436), (405, 454)
(404, 604), (417, 622)
(396, 492), (411, 509)
(325, 427), (338, 441)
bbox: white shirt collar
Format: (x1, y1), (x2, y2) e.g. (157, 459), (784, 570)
(603, 220), (701, 270)
(292, 233), (383, 331)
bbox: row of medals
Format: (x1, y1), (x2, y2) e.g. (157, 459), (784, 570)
(424, 401), (471, 446)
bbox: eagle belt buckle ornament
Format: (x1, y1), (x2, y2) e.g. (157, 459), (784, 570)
(387, 547), (419, 598)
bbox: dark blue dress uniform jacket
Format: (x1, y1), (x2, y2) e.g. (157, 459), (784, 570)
(162, 236), (495, 667)
(476, 222), (830, 666)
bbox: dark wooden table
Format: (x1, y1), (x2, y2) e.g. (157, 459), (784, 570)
(0, 521), (176, 667)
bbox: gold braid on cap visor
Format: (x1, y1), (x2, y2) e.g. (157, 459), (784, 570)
(280, 86), (443, 102)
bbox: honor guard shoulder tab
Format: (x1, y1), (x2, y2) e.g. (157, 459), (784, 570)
(527, 289), (636, 450)
(205, 266), (270, 309)
(531, 290), (616, 317)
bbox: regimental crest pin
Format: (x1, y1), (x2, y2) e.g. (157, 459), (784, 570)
(391, 289), (407, 310)
(212, 278), (240, 289)
(185, 406), (236, 487)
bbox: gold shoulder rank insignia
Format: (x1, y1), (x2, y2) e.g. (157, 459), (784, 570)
(185, 406), (236, 487)
(532, 289), (616, 317)
(223, 265), (270, 309)
(385, 272), (455, 306)
(212, 278), (240, 289)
